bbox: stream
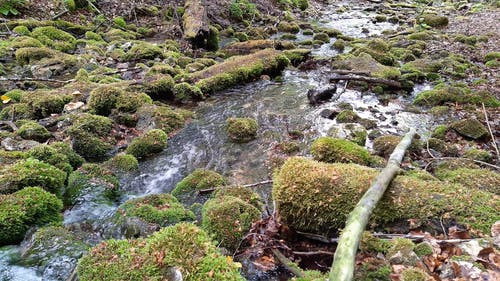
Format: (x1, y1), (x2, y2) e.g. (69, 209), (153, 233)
(0, 3), (437, 280)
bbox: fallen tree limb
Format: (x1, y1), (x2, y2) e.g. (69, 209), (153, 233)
(271, 248), (304, 278)
(331, 70), (371, 76)
(0, 77), (73, 84)
(329, 74), (401, 88)
(197, 180), (273, 194)
(0, 121), (18, 131)
(329, 128), (417, 281)
(482, 103), (499, 161)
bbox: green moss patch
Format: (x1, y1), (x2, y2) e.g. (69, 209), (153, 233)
(413, 86), (500, 107)
(125, 129), (168, 159)
(31, 26), (77, 52)
(172, 169), (227, 201)
(435, 167), (500, 195)
(311, 137), (372, 165)
(17, 121), (51, 142)
(450, 119), (488, 139)
(226, 117), (258, 143)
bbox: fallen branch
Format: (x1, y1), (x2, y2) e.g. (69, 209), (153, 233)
(482, 103), (499, 161)
(271, 248), (304, 278)
(52, 9), (69, 20)
(424, 157), (500, 170)
(329, 74), (401, 88)
(0, 77), (73, 84)
(331, 70), (371, 76)
(330, 128), (417, 281)
(293, 250), (335, 256)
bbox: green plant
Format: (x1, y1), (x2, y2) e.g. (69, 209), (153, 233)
(229, 0), (257, 21)
(0, 0), (26, 15)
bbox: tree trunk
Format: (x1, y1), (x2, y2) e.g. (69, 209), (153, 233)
(183, 0), (217, 50)
(329, 128), (417, 281)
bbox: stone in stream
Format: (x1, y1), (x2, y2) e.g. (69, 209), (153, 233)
(307, 85), (337, 105)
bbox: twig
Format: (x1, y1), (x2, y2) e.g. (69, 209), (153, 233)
(102, 67), (143, 75)
(0, 77), (73, 84)
(87, 0), (102, 14)
(440, 215), (448, 239)
(52, 9), (69, 20)
(0, 121), (18, 131)
(482, 103), (499, 161)
(271, 248), (304, 278)
(197, 180), (273, 194)
(293, 250), (335, 256)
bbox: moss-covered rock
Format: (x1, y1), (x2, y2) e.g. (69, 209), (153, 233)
(0, 158), (66, 195)
(77, 223), (244, 280)
(64, 163), (119, 206)
(126, 129), (167, 159)
(88, 86), (122, 116)
(226, 117), (258, 143)
(172, 169), (227, 201)
(27, 144), (73, 175)
(413, 86), (500, 107)
(49, 141), (84, 169)
(278, 21), (300, 33)
(213, 186), (263, 210)
(66, 114), (114, 161)
(401, 267), (431, 281)
(310, 137), (372, 165)
(273, 157), (499, 235)
(21, 90), (72, 118)
(0, 187), (63, 246)
(144, 75), (175, 99)
(450, 119), (488, 139)
(136, 104), (188, 134)
(0, 150), (27, 165)
(373, 135), (420, 158)
(202, 196), (261, 250)
(173, 82), (204, 103)
(417, 14), (449, 28)
(117, 194), (195, 227)
(463, 148), (492, 162)
(15, 47), (56, 64)
(17, 121), (51, 142)
(336, 109), (359, 123)
(332, 53), (400, 80)
(31, 26), (77, 52)
(104, 154), (139, 173)
(123, 41), (164, 60)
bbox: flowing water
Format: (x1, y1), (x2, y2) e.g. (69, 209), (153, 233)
(0, 3), (437, 280)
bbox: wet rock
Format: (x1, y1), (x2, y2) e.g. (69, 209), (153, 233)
(42, 256), (77, 281)
(1, 137), (40, 151)
(120, 217), (160, 239)
(307, 85), (337, 105)
(63, 101), (85, 113)
(450, 119), (488, 139)
(320, 108), (340, 119)
(327, 123), (367, 145)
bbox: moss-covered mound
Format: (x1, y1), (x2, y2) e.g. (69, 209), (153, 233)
(332, 53), (400, 80)
(17, 121), (51, 142)
(27, 144), (74, 175)
(117, 194), (195, 226)
(435, 167), (500, 195)
(104, 154), (139, 173)
(310, 137), (372, 165)
(31, 26), (77, 52)
(64, 163), (119, 206)
(77, 223), (244, 281)
(67, 114), (115, 161)
(413, 86), (499, 107)
(202, 196), (261, 250)
(0, 187), (63, 246)
(191, 49), (290, 94)
(450, 119), (488, 140)
(0, 158), (66, 195)
(417, 14), (449, 28)
(125, 129), (168, 159)
(226, 117), (258, 143)
(372, 135), (420, 158)
(273, 157), (499, 235)
(20, 90), (72, 118)
(171, 169), (227, 201)
(213, 186), (263, 210)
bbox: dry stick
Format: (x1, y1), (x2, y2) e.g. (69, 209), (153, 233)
(271, 248), (304, 278)
(329, 74), (402, 88)
(0, 121), (18, 131)
(52, 9), (69, 20)
(482, 103), (500, 161)
(293, 250), (335, 256)
(0, 77), (73, 84)
(329, 128), (417, 281)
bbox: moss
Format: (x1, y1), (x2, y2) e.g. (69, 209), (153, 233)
(311, 137), (372, 165)
(332, 39), (346, 51)
(278, 141), (300, 154)
(282, 49), (310, 65)
(77, 223), (244, 281)
(115, 92), (152, 113)
(281, 33), (297, 40)
(136, 104), (187, 134)
(332, 53), (399, 80)
(359, 231), (390, 253)
(235, 31), (249, 42)
(0, 103), (34, 121)
(85, 31), (103, 41)
(12, 25), (31, 36)
(463, 148), (492, 162)
(64, 163), (119, 206)
(417, 14), (449, 28)
(273, 157), (500, 235)
(0, 150), (27, 165)
(11, 36), (43, 49)
(427, 138), (458, 157)
(102, 28), (137, 42)
(112, 16), (127, 28)
(173, 82), (204, 103)
(407, 31), (434, 41)
(213, 186), (263, 210)
(226, 117), (258, 143)
(0, 187), (63, 246)
(400, 267), (431, 281)
(123, 41), (164, 61)
(31, 26), (77, 52)
(373, 135), (420, 158)
(17, 121), (51, 142)
(435, 167), (500, 195)
(88, 86), (122, 116)
(386, 238), (415, 258)
(68, 130), (113, 162)
(485, 60), (499, 68)
(192, 49), (289, 94)
(312, 32), (330, 43)
(3, 89), (25, 102)
(0, 158), (66, 195)
(278, 21), (300, 34)
(484, 51), (500, 62)
(145, 75), (175, 99)
(15, 47), (55, 64)
(352, 40), (395, 66)
(202, 196), (261, 250)
(118, 194), (195, 226)
(104, 154), (139, 173)
(450, 119), (488, 139)
(68, 113), (113, 137)
(48, 141), (84, 169)
(20, 90), (72, 118)
(414, 242), (433, 257)
(27, 144), (73, 175)
(172, 169), (227, 200)
(336, 109), (359, 123)
(431, 125), (448, 139)
(126, 129), (167, 159)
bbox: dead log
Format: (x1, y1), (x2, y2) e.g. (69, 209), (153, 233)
(329, 128), (417, 281)
(182, 0), (217, 50)
(329, 74), (401, 88)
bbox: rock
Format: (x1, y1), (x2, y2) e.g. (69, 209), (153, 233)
(42, 256), (77, 281)
(63, 101), (85, 113)
(327, 123), (367, 145)
(320, 108), (340, 119)
(492, 221), (500, 248)
(307, 85), (337, 105)
(458, 240), (483, 257)
(1, 137), (40, 151)
(450, 119), (488, 139)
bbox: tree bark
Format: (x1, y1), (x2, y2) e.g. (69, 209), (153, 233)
(329, 128), (417, 281)
(329, 74), (401, 88)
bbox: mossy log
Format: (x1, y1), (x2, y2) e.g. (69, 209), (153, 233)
(183, 0), (217, 50)
(329, 74), (401, 88)
(329, 128), (416, 281)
